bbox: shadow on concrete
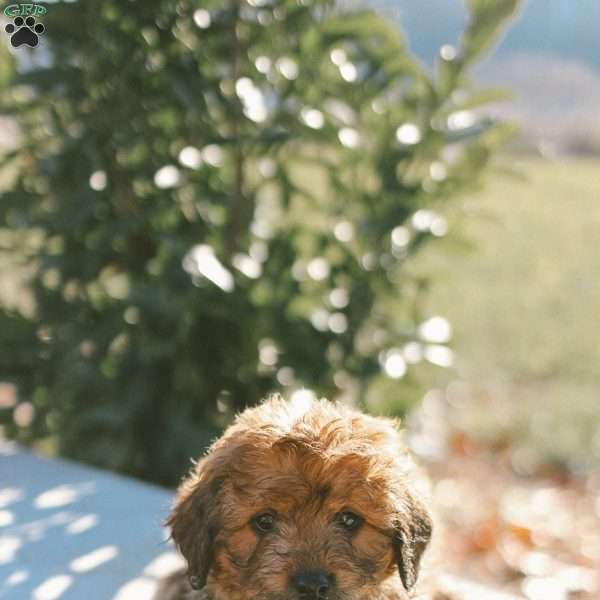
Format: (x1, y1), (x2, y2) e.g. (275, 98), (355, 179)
(0, 441), (184, 600)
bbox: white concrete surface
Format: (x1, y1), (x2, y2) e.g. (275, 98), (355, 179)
(0, 440), (184, 600)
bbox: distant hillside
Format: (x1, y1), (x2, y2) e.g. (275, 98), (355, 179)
(476, 54), (600, 156)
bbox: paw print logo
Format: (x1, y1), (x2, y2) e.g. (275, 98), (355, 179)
(5, 16), (45, 48)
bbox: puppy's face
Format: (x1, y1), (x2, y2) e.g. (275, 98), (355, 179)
(168, 398), (432, 600)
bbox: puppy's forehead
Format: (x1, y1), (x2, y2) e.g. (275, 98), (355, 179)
(221, 447), (397, 529)
(217, 401), (406, 523)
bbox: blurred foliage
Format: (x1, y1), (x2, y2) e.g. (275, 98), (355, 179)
(0, 0), (518, 486)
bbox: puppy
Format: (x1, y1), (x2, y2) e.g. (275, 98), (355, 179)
(156, 394), (438, 600)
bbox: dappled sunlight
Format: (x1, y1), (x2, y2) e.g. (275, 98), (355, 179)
(5, 569), (28, 586)
(0, 510), (15, 527)
(0, 488), (23, 509)
(35, 483), (95, 509)
(232, 253), (262, 279)
(143, 552), (185, 578)
(418, 316), (452, 344)
(182, 244), (235, 292)
(20, 511), (72, 543)
(333, 220), (354, 242)
(33, 575), (73, 600)
(69, 546), (118, 573)
(301, 107), (325, 129)
(306, 257), (330, 281)
(88, 170), (107, 192)
(64, 514), (98, 536)
(0, 443), (177, 599)
(178, 146), (203, 170)
(424, 344), (455, 368)
(0, 535), (21, 564)
(396, 123), (421, 145)
(113, 576), (157, 600)
(338, 127), (361, 148)
(153, 165), (181, 190)
(235, 77), (268, 123)
(382, 350), (407, 379)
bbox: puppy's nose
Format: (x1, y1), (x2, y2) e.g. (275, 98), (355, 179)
(291, 570), (334, 599)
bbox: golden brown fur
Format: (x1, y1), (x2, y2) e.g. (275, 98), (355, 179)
(156, 395), (436, 600)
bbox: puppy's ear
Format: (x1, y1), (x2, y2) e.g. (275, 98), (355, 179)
(392, 494), (433, 591)
(166, 456), (223, 590)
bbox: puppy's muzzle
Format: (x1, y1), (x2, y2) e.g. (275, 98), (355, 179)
(291, 570), (335, 599)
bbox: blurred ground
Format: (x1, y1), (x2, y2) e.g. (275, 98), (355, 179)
(405, 157), (600, 598)
(409, 392), (600, 600)
(410, 158), (600, 471)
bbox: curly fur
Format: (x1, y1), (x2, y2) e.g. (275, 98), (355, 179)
(155, 395), (436, 600)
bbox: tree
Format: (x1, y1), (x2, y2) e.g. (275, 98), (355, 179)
(0, 0), (518, 486)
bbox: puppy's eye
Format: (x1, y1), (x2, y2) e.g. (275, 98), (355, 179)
(252, 513), (275, 533)
(336, 511), (362, 531)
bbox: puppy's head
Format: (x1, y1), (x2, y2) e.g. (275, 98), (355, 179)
(167, 395), (432, 600)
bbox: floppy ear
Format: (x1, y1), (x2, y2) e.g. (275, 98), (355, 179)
(392, 494), (433, 591)
(166, 455), (224, 590)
